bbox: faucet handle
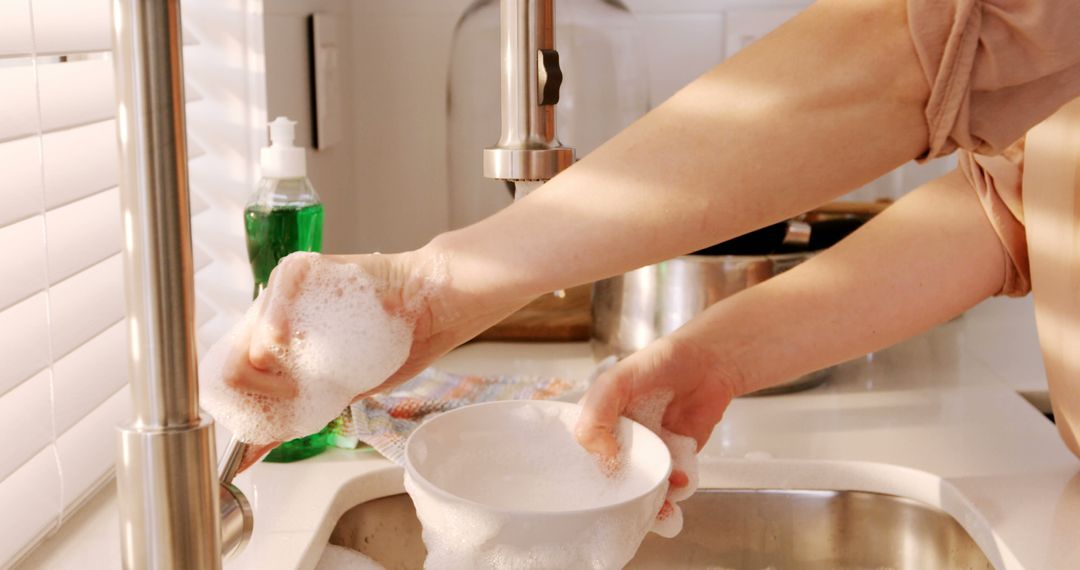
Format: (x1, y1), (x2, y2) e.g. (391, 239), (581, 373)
(219, 437), (249, 485)
(218, 437), (254, 560)
(537, 48), (562, 106)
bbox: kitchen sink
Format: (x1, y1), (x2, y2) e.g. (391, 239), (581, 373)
(328, 488), (993, 569)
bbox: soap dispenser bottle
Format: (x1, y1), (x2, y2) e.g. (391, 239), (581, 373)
(245, 117), (331, 462)
(245, 117), (325, 298)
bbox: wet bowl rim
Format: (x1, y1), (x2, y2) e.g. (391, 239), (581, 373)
(402, 399), (673, 516)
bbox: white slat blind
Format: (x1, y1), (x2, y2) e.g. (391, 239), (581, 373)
(0, 0), (238, 565)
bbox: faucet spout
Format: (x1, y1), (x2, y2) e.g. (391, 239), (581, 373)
(484, 0), (576, 189)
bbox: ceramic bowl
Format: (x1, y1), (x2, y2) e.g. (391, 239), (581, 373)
(403, 400), (671, 568)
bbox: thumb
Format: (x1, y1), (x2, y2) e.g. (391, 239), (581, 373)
(574, 364), (630, 458)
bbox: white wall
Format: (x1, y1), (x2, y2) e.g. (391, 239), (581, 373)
(344, 1), (476, 253)
(264, 0), (953, 254)
(264, 0), (358, 253)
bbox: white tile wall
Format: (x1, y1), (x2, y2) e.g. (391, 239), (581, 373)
(637, 13), (726, 104)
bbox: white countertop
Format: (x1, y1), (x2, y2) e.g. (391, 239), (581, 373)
(18, 296), (1075, 570)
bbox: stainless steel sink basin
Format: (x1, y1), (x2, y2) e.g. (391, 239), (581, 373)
(329, 489), (993, 569)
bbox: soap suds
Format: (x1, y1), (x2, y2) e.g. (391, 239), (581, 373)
(624, 389), (699, 538)
(423, 404), (654, 511)
(315, 544), (386, 570)
(406, 403), (668, 569)
(200, 253), (416, 444)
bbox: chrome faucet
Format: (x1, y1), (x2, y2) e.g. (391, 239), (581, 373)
(485, 0), (576, 192)
(110, 2), (570, 566)
(112, 0), (252, 567)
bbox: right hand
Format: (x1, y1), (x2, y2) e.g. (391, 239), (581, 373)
(575, 335), (737, 456)
(575, 334), (739, 533)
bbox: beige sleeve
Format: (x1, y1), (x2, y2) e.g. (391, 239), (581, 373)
(908, 0), (1080, 159)
(906, 1), (1080, 296)
(957, 141), (1029, 296)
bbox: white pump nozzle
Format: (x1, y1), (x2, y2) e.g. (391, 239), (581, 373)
(260, 116), (306, 179)
(268, 117), (296, 147)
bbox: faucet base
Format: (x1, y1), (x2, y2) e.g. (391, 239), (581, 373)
(117, 415), (221, 570)
(484, 146), (575, 182)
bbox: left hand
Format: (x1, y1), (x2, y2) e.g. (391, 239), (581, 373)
(215, 245), (532, 471)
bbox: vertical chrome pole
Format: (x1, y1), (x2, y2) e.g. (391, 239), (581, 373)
(112, 0), (222, 567)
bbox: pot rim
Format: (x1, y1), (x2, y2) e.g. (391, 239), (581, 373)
(673, 250), (817, 263)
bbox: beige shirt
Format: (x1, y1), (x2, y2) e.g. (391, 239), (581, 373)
(909, 0), (1080, 296)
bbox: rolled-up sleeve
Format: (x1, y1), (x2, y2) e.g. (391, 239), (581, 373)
(908, 0), (1080, 159)
(907, 0), (1080, 296)
(958, 143), (1029, 296)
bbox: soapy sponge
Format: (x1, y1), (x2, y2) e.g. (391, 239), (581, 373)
(200, 253), (413, 444)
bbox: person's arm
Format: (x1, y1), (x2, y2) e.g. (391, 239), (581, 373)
(430, 0), (930, 310)
(576, 169), (1007, 453)
(224, 0), (936, 469)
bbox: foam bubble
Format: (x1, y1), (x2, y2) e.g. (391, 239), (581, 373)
(425, 405), (651, 511)
(315, 544), (386, 570)
(200, 253), (414, 444)
(625, 389), (699, 538)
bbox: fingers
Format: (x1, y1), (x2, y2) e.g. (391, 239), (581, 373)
(250, 255), (310, 370)
(575, 366), (630, 458)
(240, 255), (311, 397)
(225, 357), (296, 399)
(224, 300), (298, 399)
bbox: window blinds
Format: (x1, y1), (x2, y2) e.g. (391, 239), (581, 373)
(0, 0), (243, 565)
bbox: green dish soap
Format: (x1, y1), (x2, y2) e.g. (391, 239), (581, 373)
(245, 117), (330, 463)
(245, 202), (324, 297)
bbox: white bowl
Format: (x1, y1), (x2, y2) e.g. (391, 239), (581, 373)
(403, 400), (671, 569)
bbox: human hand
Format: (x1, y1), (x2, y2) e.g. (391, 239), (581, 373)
(209, 246), (531, 471)
(575, 335), (738, 537)
(217, 251), (425, 469)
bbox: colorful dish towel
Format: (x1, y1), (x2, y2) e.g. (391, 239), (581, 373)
(343, 367), (587, 464)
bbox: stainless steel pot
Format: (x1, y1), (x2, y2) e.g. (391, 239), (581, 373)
(591, 251), (830, 396)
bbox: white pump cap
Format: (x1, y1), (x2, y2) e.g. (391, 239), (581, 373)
(260, 117), (306, 179)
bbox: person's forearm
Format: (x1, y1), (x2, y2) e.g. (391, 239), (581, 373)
(674, 170), (1005, 394)
(430, 0), (930, 305)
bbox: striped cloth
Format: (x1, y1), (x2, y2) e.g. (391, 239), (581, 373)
(344, 368), (584, 464)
